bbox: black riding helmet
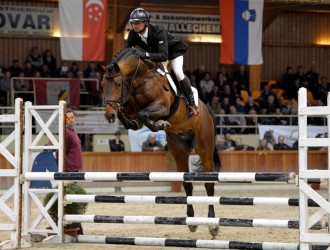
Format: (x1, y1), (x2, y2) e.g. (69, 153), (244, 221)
(129, 8), (150, 23)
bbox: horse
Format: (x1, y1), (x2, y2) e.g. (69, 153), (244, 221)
(98, 47), (221, 237)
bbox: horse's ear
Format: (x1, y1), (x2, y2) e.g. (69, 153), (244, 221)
(96, 63), (106, 73)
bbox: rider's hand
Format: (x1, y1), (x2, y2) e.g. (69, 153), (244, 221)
(135, 50), (149, 59)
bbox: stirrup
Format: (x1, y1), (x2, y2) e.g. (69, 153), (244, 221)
(187, 105), (199, 119)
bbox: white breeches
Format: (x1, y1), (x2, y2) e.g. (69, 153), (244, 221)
(170, 55), (184, 81)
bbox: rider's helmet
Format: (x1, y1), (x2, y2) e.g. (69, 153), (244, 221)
(129, 8), (150, 23)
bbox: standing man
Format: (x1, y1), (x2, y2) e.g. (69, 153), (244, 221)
(64, 109), (83, 172)
(109, 131), (125, 152)
(126, 8), (198, 119)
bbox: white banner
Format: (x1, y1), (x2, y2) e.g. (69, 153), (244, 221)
(36, 111), (118, 134)
(125, 12), (220, 43)
(258, 125), (327, 147)
(0, 5), (59, 36)
(128, 127), (167, 152)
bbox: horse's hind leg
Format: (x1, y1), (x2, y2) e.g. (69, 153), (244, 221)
(166, 132), (197, 233)
(205, 182), (219, 237)
(183, 182), (198, 233)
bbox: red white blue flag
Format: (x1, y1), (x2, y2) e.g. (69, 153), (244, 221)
(59, 0), (106, 61)
(220, 0), (264, 65)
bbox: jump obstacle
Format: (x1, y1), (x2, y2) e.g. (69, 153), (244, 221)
(1, 88), (330, 250)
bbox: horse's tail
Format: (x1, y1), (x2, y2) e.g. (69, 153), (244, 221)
(213, 145), (222, 172)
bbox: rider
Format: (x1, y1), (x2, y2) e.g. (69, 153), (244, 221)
(126, 8), (198, 119)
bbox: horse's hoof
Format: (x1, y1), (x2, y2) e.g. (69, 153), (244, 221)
(208, 225), (219, 237)
(188, 225), (198, 233)
(158, 120), (171, 130)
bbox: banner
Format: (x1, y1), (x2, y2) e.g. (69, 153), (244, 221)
(128, 127), (167, 152)
(220, 0), (263, 65)
(125, 12), (220, 43)
(59, 0), (106, 61)
(258, 125), (327, 147)
(36, 111), (118, 134)
(34, 79), (80, 109)
(0, 5), (59, 36)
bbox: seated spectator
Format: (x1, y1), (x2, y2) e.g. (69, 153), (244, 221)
(262, 130), (275, 150)
(288, 106), (298, 125)
(273, 135), (292, 150)
(234, 97), (245, 114)
(109, 131), (125, 152)
(43, 49), (57, 76)
(244, 96), (259, 114)
(206, 96), (221, 131)
(142, 133), (165, 152)
(40, 64), (52, 78)
(56, 62), (69, 77)
(23, 61), (34, 77)
(83, 62), (99, 79)
(199, 72), (214, 95)
(244, 109), (257, 134)
(14, 72), (33, 102)
(234, 137), (255, 151)
(224, 132), (236, 149)
(70, 62), (81, 78)
(273, 108), (288, 125)
(257, 139), (272, 151)
(217, 137), (234, 152)
(0, 70), (11, 106)
(9, 59), (22, 77)
(27, 46), (43, 71)
(227, 105), (246, 134)
(232, 65), (249, 93)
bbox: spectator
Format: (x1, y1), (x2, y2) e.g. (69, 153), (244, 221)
(232, 65), (249, 92)
(192, 65), (206, 84)
(216, 137), (234, 152)
(40, 64), (52, 78)
(14, 72), (32, 102)
(273, 135), (292, 150)
(227, 105), (246, 134)
(262, 95), (278, 114)
(199, 72), (214, 94)
(244, 109), (257, 134)
(83, 62), (98, 79)
(206, 96), (221, 133)
(109, 131), (125, 152)
(234, 97), (245, 114)
(8, 60), (22, 77)
(0, 70), (11, 105)
(273, 108), (288, 125)
(281, 66), (295, 99)
(315, 76), (329, 105)
(215, 72), (228, 93)
(42, 49), (57, 76)
(234, 137), (255, 151)
(56, 62), (69, 77)
(142, 133), (165, 151)
(262, 130), (275, 150)
(306, 65), (319, 95)
(27, 46), (43, 71)
(224, 132), (236, 149)
(70, 62), (81, 78)
(56, 109), (83, 234)
(244, 96), (259, 114)
(257, 139), (272, 151)
(23, 61), (34, 77)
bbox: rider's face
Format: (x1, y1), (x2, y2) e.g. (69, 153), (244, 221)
(131, 21), (146, 33)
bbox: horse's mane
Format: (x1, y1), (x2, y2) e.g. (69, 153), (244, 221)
(113, 48), (135, 64)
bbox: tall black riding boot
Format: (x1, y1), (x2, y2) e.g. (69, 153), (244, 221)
(180, 76), (199, 119)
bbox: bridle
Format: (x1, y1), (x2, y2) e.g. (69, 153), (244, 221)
(102, 55), (162, 112)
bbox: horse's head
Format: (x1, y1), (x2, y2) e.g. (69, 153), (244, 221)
(99, 47), (151, 123)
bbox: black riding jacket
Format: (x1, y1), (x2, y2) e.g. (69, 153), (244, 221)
(126, 24), (189, 62)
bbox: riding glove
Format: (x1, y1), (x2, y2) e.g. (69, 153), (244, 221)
(135, 50), (149, 59)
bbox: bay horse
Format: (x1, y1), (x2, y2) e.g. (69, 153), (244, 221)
(98, 47), (221, 237)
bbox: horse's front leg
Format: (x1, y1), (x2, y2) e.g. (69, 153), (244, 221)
(137, 104), (170, 131)
(205, 182), (219, 237)
(117, 112), (141, 130)
(183, 182), (198, 233)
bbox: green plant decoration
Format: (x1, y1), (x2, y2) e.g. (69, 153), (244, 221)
(43, 182), (88, 225)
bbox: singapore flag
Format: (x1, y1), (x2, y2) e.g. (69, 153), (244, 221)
(59, 0), (106, 61)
